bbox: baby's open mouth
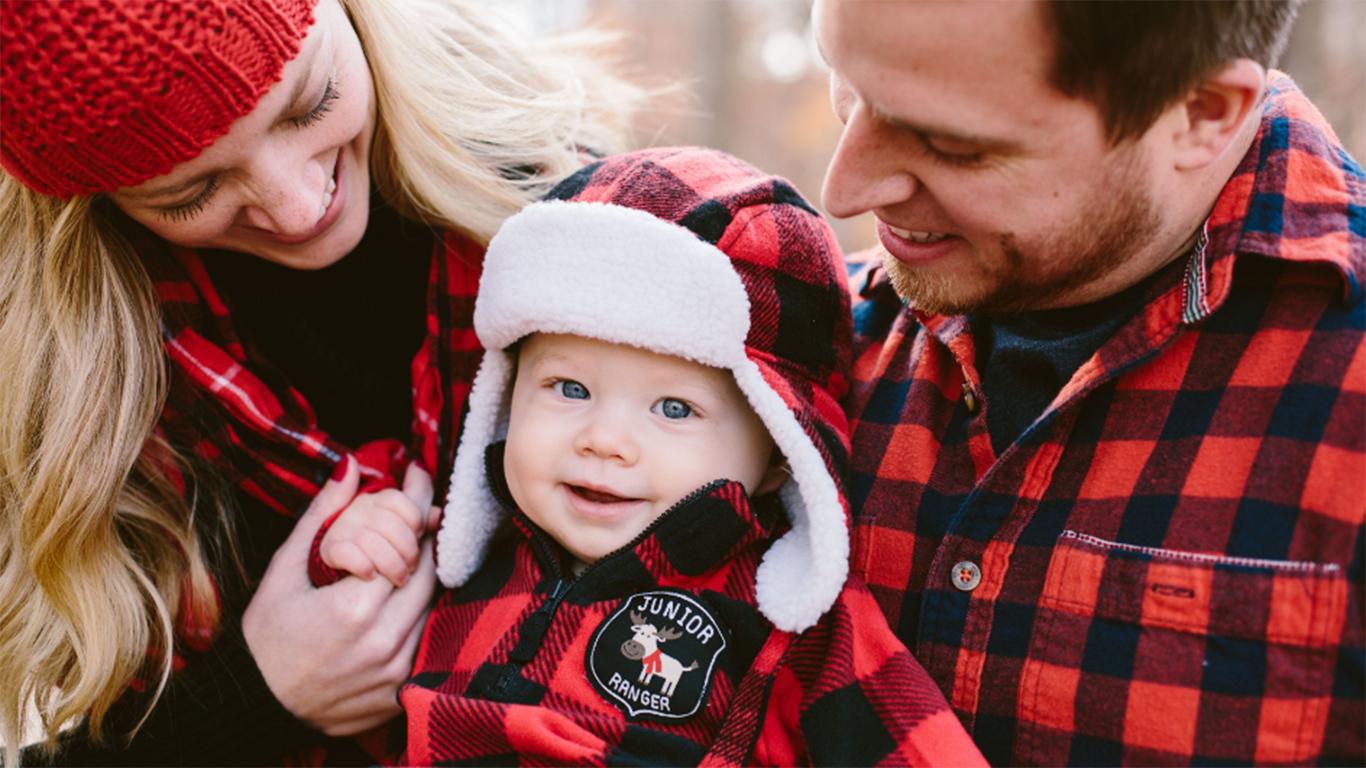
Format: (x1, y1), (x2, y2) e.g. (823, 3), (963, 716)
(568, 485), (638, 504)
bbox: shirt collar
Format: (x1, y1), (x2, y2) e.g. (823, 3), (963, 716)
(484, 441), (783, 592)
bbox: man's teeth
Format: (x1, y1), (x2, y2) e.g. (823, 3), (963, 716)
(888, 225), (950, 244)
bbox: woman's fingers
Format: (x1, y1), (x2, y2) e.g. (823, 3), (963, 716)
(242, 458), (438, 733)
(378, 535), (437, 631)
(271, 456), (361, 579)
(402, 463), (435, 521)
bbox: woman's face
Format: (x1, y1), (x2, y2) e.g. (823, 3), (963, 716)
(108, 0), (376, 270)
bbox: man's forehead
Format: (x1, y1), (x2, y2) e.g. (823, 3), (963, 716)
(814, 0), (1065, 134)
(815, 0), (1051, 79)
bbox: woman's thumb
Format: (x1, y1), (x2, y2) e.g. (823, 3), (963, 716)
(305, 455), (360, 522)
(263, 456), (361, 582)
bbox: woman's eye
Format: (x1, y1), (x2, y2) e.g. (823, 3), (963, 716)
(655, 398), (693, 420)
(158, 175), (220, 222)
(291, 75), (339, 129)
(554, 380), (589, 400)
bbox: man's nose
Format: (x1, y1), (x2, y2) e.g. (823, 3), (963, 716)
(239, 155), (331, 234)
(573, 408), (639, 466)
(821, 103), (918, 219)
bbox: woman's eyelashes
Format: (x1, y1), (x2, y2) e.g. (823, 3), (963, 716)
(156, 76), (340, 222)
(160, 175), (221, 222)
(291, 75), (339, 129)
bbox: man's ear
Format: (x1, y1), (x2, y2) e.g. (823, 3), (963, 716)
(1170, 59), (1265, 170)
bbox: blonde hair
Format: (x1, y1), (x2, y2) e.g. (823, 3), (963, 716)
(347, 0), (639, 241)
(0, 0), (639, 762)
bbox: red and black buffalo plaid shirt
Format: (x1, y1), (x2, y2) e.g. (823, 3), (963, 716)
(403, 451), (984, 767)
(133, 226), (486, 764)
(845, 73), (1364, 764)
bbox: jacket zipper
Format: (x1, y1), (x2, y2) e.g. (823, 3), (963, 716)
(487, 479), (729, 698)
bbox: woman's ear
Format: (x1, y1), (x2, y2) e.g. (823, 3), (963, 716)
(756, 453), (790, 496)
(1169, 59), (1266, 171)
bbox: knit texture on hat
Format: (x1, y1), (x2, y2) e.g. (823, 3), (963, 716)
(1, 0), (316, 198)
(437, 147), (855, 632)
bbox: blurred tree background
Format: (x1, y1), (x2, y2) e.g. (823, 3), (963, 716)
(506, 0), (1365, 255)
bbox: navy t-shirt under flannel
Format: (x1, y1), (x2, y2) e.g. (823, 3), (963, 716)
(973, 272), (1155, 456)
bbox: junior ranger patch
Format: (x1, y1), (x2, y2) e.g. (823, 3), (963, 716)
(586, 589), (727, 721)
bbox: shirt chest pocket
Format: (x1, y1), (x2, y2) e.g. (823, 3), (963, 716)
(1016, 529), (1347, 765)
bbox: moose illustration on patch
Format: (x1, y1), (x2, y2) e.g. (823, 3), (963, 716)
(586, 589), (728, 720)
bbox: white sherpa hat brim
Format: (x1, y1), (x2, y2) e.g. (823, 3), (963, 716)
(437, 200), (848, 633)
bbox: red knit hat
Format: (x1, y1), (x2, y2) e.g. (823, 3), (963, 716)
(437, 147), (855, 632)
(1, 0), (317, 199)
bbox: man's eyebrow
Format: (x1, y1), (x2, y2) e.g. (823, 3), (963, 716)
(869, 103), (1015, 149)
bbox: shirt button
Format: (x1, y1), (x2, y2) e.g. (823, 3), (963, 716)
(962, 381), (978, 414)
(952, 560), (982, 592)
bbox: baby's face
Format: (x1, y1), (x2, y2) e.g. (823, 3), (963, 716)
(504, 333), (776, 568)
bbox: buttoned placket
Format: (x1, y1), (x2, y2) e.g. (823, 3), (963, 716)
(910, 238), (1216, 724)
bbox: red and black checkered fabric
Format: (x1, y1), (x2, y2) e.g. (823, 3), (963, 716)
(844, 73), (1365, 764)
(404, 467), (984, 766)
(141, 226), (485, 763)
(150, 229), (482, 511)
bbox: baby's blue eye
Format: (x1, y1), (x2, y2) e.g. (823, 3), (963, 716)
(555, 380), (589, 400)
(657, 398), (692, 419)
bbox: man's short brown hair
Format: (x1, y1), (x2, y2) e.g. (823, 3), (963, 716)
(1044, 0), (1303, 143)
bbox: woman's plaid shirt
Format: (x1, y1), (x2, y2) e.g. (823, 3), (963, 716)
(844, 73), (1364, 765)
(139, 227), (486, 764)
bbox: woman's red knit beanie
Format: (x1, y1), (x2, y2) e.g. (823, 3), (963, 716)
(1, 0), (317, 199)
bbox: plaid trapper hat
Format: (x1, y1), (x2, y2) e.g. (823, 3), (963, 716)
(437, 147), (853, 632)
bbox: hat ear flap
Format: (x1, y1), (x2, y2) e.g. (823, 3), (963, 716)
(437, 350), (515, 587)
(732, 360), (849, 633)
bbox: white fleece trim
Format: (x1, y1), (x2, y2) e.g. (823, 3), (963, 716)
(437, 200), (849, 632)
(733, 360), (848, 632)
(473, 201), (751, 368)
(435, 350), (512, 587)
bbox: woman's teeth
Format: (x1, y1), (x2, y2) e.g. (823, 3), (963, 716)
(888, 225), (950, 244)
(317, 175), (337, 219)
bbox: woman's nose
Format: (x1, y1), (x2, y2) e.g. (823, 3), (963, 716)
(239, 154), (332, 234)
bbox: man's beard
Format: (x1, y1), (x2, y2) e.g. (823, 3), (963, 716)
(882, 155), (1161, 316)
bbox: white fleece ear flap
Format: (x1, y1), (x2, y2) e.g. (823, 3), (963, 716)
(436, 350), (513, 587)
(734, 360), (849, 633)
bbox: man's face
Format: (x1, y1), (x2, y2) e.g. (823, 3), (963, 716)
(815, 0), (1164, 315)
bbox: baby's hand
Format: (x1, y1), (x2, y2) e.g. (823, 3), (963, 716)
(319, 488), (428, 587)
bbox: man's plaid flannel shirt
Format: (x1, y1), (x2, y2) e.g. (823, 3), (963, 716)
(845, 73), (1364, 765)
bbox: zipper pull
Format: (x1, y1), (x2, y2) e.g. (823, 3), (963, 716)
(508, 578), (569, 664)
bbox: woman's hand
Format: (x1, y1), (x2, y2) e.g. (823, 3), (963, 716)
(242, 458), (438, 736)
